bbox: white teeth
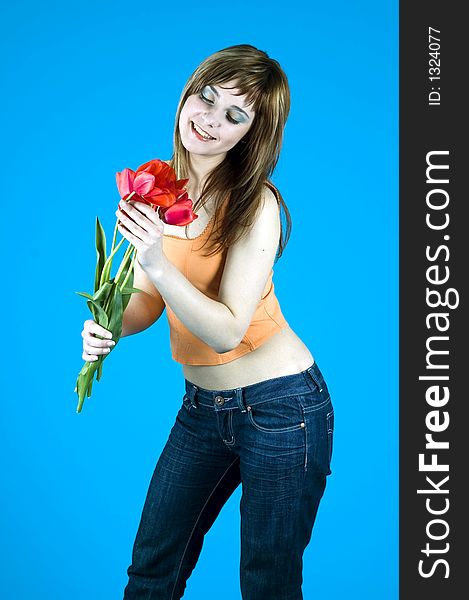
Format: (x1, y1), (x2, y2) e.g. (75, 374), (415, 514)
(193, 121), (215, 140)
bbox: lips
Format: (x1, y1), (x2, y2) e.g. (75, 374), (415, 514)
(191, 121), (216, 141)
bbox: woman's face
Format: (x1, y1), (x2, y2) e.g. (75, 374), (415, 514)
(178, 80), (255, 157)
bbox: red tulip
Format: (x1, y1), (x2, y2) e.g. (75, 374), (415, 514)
(160, 192), (199, 226)
(116, 159), (191, 210)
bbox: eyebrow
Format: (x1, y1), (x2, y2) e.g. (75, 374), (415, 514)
(207, 85), (251, 119)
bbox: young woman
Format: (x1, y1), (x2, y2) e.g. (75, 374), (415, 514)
(80, 44), (334, 600)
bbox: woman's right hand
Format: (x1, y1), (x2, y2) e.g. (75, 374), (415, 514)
(81, 319), (116, 362)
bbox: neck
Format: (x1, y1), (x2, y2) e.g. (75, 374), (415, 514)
(187, 152), (226, 192)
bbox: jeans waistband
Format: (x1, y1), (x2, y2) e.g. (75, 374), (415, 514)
(183, 361), (325, 412)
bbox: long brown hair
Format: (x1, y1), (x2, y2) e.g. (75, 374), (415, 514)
(169, 44), (292, 261)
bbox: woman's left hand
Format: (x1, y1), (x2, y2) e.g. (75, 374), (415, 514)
(116, 200), (165, 272)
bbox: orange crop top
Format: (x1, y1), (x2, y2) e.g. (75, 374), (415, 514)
(161, 182), (289, 365)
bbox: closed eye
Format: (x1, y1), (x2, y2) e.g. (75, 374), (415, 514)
(226, 114), (240, 124)
(200, 92), (213, 104)
(199, 92), (242, 125)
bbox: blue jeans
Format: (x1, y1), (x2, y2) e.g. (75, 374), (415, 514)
(123, 361), (334, 600)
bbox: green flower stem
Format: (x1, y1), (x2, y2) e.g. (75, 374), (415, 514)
(103, 289), (114, 319)
(111, 192), (135, 255)
(99, 235), (126, 289)
(98, 191), (137, 290)
(114, 242), (134, 284)
(109, 218), (119, 257)
(120, 248), (137, 291)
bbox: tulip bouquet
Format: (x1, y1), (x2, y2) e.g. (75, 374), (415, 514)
(74, 159), (197, 413)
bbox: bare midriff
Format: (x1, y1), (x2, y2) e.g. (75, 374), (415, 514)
(182, 326), (315, 390)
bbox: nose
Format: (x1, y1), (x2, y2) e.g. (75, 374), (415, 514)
(201, 109), (221, 129)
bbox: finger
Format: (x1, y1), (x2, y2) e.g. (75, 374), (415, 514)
(82, 351), (107, 363)
(117, 203), (151, 233)
(84, 333), (115, 349)
(117, 222), (144, 246)
(128, 200), (160, 220)
(84, 319), (113, 339)
(135, 203), (165, 234)
(82, 348), (102, 362)
(123, 201), (164, 233)
(120, 210), (163, 240)
(83, 340), (113, 356)
(116, 211), (148, 241)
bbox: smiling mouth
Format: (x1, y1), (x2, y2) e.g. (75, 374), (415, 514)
(191, 121), (216, 141)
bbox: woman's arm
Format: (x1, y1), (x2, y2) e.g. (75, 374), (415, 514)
(121, 259), (166, 337)
(143, 186), (281, 353)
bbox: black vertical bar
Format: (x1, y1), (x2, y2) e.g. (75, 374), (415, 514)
(400, 2), (466, 598)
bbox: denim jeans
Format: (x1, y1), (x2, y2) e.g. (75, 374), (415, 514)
(123, 361), (334, 600)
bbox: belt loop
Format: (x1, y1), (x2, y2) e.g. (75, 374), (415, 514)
(187, 383), (199, 408)
(307, 364), (323, 392)
(235, 387), (247, 413)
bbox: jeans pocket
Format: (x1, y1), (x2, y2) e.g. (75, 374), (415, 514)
(303, 401), (334, 475)
(246, 396), (306, 433)
(298, 389), (332, 413)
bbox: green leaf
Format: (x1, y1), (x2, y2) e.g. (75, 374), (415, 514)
(108, 285), (124, 342)
(86, 299), (109, 328)
(91, 351), (106, 383)
(75, 361), (96, 413)
(121, 255), (136, 313)
(93, 281), (114, 305)
(94, 217), (107, 294)
(97, 284), (123, 382)
(75, 291), (94, 300)
(96, 361), (103, 381)
(86, 376), (94, 398)
(116, 251), (133, 288)
(99, 236), (126, 288)
(75, 277), (128, 412)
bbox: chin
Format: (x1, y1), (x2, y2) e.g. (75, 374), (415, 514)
(181, 139), (210, 155)
(181, 137), (219, 156)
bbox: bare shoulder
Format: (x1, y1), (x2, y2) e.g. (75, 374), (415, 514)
(228, 184), (280, 255)
(250, 184), (281, 237)
(260, 183), (281, 214)
(263, 181), (281, 204)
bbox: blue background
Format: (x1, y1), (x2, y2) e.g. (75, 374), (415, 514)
(2, 1), (398, 598)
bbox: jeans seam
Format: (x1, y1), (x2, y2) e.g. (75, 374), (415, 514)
(326, 410), (334, 469)
(304, 408), (308, 471)
(170, 456), (240, 600)
(245, 392), (310, 407)
(224, 410), (235, 445)
(247, 408), (304, 433)
(302, 396), (332, 413)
